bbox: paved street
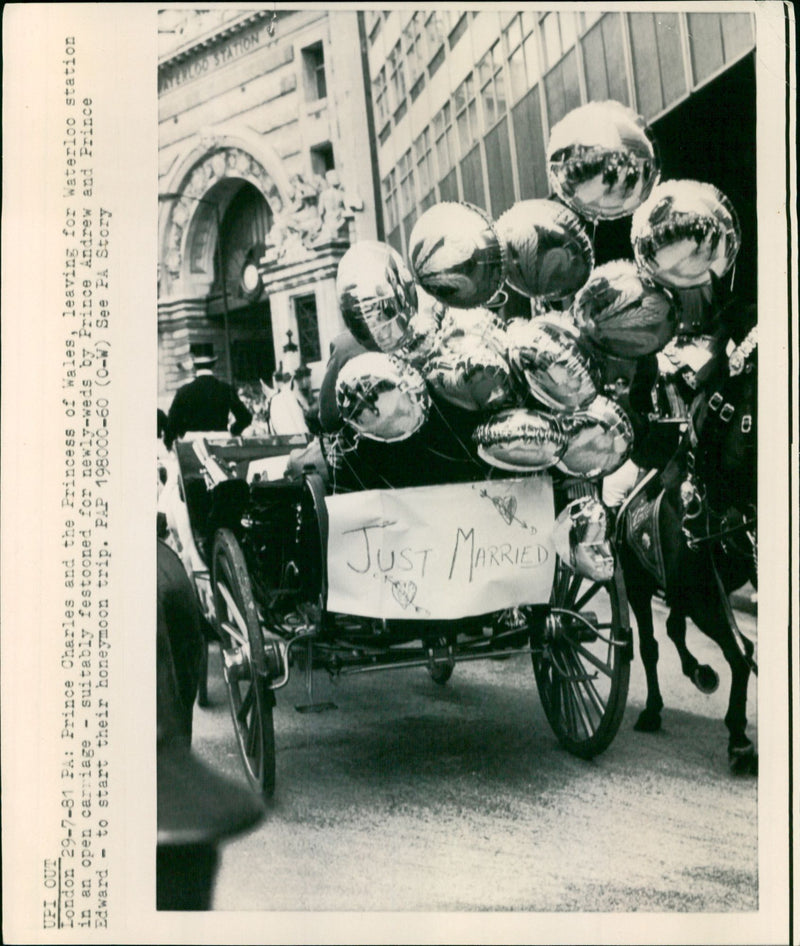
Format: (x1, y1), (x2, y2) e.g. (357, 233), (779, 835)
(193, 600), (758, 914)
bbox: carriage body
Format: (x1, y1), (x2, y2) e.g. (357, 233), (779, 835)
(161, 432), (633, 796)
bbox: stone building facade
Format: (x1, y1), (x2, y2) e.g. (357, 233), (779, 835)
(157, 9), (378, 406)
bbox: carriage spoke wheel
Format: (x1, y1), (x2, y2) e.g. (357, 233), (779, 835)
(212, 528), (276, 798)
(532, 559), (631, 758)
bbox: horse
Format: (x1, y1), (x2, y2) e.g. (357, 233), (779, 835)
(617, 315), (757, 775)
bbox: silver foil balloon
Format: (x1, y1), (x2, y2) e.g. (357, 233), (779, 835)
(495, 200), (594, 300)
(424, 306), (515, 411)
(556, 395), (633, 478)
(335, 352), (429, 442)
(552, 496), (615, 582)
(473, 408), (567, 472)
(408, 202), (507, 308)
(435, 306), (507, 354)
(394, 287), (447, 369)
(336, 241), (418, 352)
(547, 100), (660, 221)
(631, 180), (741, 289)
(506, 318), (598, 411)
(572, 259), (677, 357)
(424, 340), (516, 412)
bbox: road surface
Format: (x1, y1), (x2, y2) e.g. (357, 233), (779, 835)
(192, 599), (758, 914)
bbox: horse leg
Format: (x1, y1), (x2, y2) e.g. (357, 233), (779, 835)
(690, 590), (757, 775)
(665, 608), (720, 695)
(625, 562), (664, 733)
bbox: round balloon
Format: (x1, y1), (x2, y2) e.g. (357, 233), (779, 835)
(473, 408), (567, 472)
(572, 259), (677, 357)
(552, 496), (615, 582)
(631, 180), (741, 289)
(495, 200), (594, 300)
(556, 395), (633, 478)
(408, 202), (507, 308)
(506, 318), (598, 411)
(336, 241), (418, 352)
(335, 352), (429, 442)
(547, 100), (660, 221)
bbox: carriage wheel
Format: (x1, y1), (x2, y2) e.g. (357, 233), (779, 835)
(532, 559), (631, 759)
(212, 528), (276, 798)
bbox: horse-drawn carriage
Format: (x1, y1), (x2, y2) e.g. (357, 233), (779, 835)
(160, 431), (634, 797)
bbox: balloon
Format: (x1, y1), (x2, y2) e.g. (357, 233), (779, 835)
(556, 395), (633, 478)
(336, 241), (418, 352)
(552, 496), (615, 582)
(495, 200), (594, 300)
(394, 287), (446, 369)
(408, 202), (507, 308)
(435, 306), (507, 353)
(473, 408), (567, 472)
(335, 352), (429, 442)
(506, 318), (598, 411)
(572, 259), (677, 357)
(424, 339), (516, 412)
(547, 100), (660, 221)
(631, 180), (741, 289)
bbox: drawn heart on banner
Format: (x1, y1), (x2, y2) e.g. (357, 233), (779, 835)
(492, 495), (518, 525)
(390, 579), (418, 609)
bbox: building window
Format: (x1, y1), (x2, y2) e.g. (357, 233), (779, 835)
(478, 42), (507, 131)
(398, 149), (416, 218)
(414, 127), (435, 202)
(294, 294), (322, 364)
(310, 143), (334, 178)
(579, 10), (603, 33)
(540, 11), (578, 71)
(302, 41), (327, 101)
(433, 102), (456, 176)
(388, 41), (407, 112)
(504, 13), (540, 103)
(425, 12), (450, 52)
(382, 169), (399, 233)
(454, 73), (479, 155)
(366, 10), (382, 44)
(404, 13), (427, 86)
(373, 65), (389, 128)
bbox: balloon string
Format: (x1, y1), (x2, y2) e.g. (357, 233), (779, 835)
(428, 399), (486, 472)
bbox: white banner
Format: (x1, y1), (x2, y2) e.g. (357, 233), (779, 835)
(325, 476), (556, 620)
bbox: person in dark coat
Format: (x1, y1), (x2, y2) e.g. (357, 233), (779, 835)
(164, 352), (252, 450)
(156, 539), (264, 910)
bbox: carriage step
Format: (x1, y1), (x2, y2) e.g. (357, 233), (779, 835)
(295, 701), (338, 714)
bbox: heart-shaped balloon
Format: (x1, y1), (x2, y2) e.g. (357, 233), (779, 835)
(423, 307), (515, 411)
(631, 180), (741, 289)
(394, 286), (447, 369)
(572, 259), (677, 357)
(495, 199), (594, 300)
(556, 395), (633, 478)
(548, 100), (660, 221)
(552, 496), (615, 582)
(473, 408), (567, 472)
(506, 318), (598, 411)
(335, 351), (429, 442)
(336, 241), (418, 352)
(408, 202), (507, 308)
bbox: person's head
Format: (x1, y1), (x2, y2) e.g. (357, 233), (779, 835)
(192, 352), (218, 375)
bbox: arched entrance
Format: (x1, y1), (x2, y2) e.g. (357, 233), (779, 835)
(158, 144), (287, 402)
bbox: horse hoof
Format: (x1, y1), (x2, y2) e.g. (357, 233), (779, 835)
(728, 744), (758, 776)
(692, 664), (720, 695)
(634, 709), (662, 733)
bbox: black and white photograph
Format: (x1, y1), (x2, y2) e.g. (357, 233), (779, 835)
(2, 3), (797, 944)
